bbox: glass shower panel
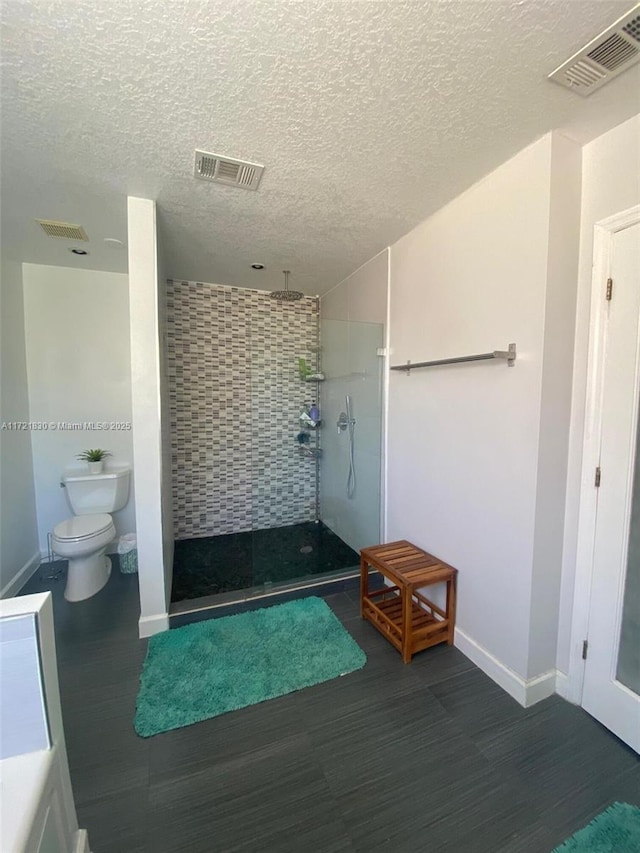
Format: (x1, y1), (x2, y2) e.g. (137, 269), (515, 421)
(616, 396), (640, 695)
(317, 318), (349, 547)
(319, 318), (384, 555)
(248, 297), (322, 590)
(345, 321), (384, 550)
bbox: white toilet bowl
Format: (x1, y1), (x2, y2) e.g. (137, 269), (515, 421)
(52, 513), (116, 602)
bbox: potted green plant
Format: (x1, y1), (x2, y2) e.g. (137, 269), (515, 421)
(77, 448), (111, 474)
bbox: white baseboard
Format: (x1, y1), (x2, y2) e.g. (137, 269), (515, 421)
(0, 550), (41, 598)
(555, 669), (569, 699)
(74, 828), (90, 853)
(138, 612), (169, 638)
(524, 669), (559, 707)
(554, 669), (582, 705)
(454, 627), (557, 708)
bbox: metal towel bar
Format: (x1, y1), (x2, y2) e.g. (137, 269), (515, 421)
(390, 343), (516, 373)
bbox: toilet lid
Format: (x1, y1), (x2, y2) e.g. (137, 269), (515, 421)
(54, 513), (113, 541)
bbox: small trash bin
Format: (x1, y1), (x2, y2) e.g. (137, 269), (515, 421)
(118, 533), (138, 574)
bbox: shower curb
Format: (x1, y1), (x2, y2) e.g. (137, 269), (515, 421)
(168, 569), (384, 628)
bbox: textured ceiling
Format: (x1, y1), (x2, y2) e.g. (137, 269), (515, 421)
(2, 0), (639, 294)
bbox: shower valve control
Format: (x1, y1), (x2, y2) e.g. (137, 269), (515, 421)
(337, 411), (355, 434)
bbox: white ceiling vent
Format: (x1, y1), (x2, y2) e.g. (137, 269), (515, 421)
(549, 4), (640, 95)
(36, 219), (88, 240)
(194, 150), (264, 191)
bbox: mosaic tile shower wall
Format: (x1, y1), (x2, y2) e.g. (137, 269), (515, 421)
(166, 280), (319, 539)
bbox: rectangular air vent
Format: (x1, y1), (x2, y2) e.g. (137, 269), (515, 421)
(36, 219), (88, 240)
(194, 150), (264, 191)
(549, 4), (640, 95)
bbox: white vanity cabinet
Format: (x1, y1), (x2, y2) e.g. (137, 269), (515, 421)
(0, 593), (89, 853)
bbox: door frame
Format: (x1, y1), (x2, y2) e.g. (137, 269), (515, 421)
(566, 204), (640, 705)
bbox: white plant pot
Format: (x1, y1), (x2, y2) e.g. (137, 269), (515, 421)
(88, 461), (104, 474)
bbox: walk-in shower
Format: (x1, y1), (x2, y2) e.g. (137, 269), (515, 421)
(165, 277), (385, 608)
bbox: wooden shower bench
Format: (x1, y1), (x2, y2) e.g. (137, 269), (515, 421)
(360, 540), (457, 663)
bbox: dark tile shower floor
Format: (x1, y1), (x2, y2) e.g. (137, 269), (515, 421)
(171, 521), (360, 602)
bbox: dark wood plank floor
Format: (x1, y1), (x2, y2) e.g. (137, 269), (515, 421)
(21, 561), (639, 853)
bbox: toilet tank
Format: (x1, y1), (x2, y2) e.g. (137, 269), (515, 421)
(63, 468), (131, 515)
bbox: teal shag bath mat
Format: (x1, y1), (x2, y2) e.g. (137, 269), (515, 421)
(134, 596), (366, 737)
(552, 802), (640, 852)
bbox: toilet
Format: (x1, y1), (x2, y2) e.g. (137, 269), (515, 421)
(53, 467), (131, 602)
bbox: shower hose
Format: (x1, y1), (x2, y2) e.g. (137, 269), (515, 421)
(346, 394), (356, 499)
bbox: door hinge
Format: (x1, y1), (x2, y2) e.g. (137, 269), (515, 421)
(595, 466), (601, 487)
(606, 278), (613, 300)
(582, 639), (589, 660)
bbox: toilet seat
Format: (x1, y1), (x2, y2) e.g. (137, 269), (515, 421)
(53, 513), (113, 542)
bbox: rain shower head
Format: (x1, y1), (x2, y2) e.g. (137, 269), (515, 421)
(270, 270), (304, 301)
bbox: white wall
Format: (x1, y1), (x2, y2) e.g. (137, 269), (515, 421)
(557, 114), (640, 681)
(527, 132), (582, 679)
(128, 197), (173, 637)
(386, 133), (581, 695)
(0, 257), (41, 596)
(22, 264), (135, 553)
(157, 235), (174, 607)
(321, 250), (388, 553)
